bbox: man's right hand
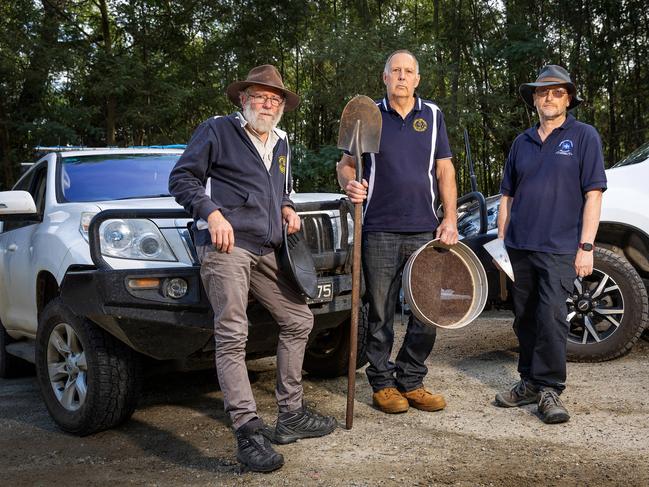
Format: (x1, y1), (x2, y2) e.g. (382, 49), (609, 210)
(344, 179), (369, 204)
(207, 210), (234, 253)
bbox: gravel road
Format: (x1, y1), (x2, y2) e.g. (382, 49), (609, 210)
(2, 310), (649, 486)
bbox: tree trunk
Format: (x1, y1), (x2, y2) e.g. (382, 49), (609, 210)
(98, 0), (116, 145)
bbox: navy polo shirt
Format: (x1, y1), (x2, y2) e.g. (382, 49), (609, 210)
(500, 114), (607, 254)
(361, 96), (452, 233)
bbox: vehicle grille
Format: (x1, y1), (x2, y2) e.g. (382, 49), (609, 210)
(300, 213), (335, 254)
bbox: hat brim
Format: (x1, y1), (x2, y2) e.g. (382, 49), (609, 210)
(226, 81), (300, 111)
(519, 81), (582, 110)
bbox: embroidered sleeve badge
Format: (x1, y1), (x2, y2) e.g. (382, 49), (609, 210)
(278, 155), (287, 174)
(413, 118), (428, 132)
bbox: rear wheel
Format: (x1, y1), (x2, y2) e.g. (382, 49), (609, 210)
(303, 303), (369, 378)
(567, 247), (649, 362)
(36, 298), (141, 435)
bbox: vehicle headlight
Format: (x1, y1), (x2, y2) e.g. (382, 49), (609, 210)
(457, 198), (501, 238)
(99, 219), (177, 261)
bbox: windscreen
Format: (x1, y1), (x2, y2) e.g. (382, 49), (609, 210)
(60, 154), (180, 202)
(613, 141), (649, 168)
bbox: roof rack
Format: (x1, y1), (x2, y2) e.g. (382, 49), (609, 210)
(34, 145), (186, 152)
(128, 144), (187, 149)
(35, 146), (113, 152)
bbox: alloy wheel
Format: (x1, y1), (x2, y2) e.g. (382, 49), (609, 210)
(46, 323), (88, 411)
(567, 270), (624, 345)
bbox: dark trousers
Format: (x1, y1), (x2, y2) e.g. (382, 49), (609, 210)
(508, 248), (576, 393)
(362, 231), (437, 393)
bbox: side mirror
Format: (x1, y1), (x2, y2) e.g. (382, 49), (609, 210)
(0, 191), (38, 219)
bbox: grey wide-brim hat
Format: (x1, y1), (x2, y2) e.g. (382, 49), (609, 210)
(226, 64), (300, 111)
(519, 64), (583, 110)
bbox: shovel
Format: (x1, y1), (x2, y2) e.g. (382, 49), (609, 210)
(337, 95), (382, 429)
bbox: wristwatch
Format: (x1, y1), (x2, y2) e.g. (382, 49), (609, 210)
(579, 242), (594, 251)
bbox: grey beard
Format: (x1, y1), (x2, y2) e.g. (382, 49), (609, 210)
(242, 103), (283, 134)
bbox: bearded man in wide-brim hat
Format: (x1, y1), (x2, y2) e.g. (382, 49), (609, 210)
(494, 64), (607, 424)
(169, 64), (336, 472)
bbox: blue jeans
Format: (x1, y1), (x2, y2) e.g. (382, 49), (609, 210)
(362, 231), (437, 393)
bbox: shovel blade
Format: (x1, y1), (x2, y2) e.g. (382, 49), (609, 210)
(337, 95), (382, 156)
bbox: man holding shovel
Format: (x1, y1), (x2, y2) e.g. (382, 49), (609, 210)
(336, 50), (459, 414)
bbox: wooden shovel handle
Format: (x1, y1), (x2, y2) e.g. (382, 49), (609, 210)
(346, 201), (363, 429)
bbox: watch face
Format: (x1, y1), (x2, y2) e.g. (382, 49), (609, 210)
(581, 242), (593, 251)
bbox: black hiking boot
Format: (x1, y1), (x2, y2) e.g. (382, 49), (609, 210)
(538, 389), (570, 424)
(267, 404), (337, 445)
(495, 379), (540, 407)
(235, 418), (284, 472)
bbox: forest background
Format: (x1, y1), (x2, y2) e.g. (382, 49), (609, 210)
(1, 0), (648, 196)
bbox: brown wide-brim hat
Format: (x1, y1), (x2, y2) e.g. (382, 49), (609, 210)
(226, 64), (300, 111)
(519, 64), (583, 110)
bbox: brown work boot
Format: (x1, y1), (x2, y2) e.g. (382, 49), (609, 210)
(401, 387), (446, 412)
(372, 387), (409, 413)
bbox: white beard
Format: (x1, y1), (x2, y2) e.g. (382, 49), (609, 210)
(242, 102), (284, 134)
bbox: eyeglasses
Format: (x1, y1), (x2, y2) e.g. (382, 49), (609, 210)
(246, 92), (285, 107)
(534, 88), (568, 99)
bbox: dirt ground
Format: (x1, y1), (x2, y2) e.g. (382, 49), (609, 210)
(2, 310), (649, 486)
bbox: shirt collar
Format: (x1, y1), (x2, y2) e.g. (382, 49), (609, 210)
(525, 114), (576, 143)
(381, 94), (422, 114)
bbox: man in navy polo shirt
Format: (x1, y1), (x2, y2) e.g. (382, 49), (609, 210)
(336, 50), (458, 414)
(495, 65), (607, 424)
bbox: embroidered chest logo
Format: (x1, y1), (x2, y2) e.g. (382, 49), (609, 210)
(413, 118), (428, 132)
(278, 155), (287, 174)
(556, 140), (574, 156)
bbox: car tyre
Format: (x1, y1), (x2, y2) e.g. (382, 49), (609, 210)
(567, 247), (649, 362)
(303, 303), (369, 378)
(36, 298), (141, 435)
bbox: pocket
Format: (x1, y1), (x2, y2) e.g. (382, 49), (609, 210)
(221, 192), (268, 238)
(560, 275), (576, 295)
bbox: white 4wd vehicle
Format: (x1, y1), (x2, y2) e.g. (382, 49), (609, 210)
(0, 148), (364, 435)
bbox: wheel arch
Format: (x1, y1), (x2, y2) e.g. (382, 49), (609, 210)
(596, 222), (649, 280)
(37, 270), (60, 318)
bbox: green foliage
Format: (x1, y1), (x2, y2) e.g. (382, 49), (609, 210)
(292, 144), (343, 193)
(1, 0), (648, 195)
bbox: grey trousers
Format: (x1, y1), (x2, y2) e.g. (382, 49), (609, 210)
(197, 245), (314, 429)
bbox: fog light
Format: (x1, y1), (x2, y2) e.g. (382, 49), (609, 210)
(164, 278), (188, 299)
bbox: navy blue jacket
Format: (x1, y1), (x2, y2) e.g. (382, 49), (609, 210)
(169, 113), (294, 255)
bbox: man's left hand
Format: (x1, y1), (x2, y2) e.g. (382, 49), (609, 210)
(282, 207), (301, 234)
(436, 217), (458, 245)
(575, 249), (594, 277)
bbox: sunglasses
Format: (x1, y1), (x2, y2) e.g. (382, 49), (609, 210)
(534, 87), (568, 99)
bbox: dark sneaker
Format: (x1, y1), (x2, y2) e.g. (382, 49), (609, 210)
(235, 418), (284, 472)
(269, 404), (337, 445)
(495, 380), (540, 407)
(538, 390), (570, 424)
